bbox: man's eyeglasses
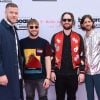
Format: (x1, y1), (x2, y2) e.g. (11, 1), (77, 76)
(62, 19), (72, 22)
(29, 26), (39, 29)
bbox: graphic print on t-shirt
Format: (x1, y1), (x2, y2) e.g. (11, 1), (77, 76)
(24, 49), (42, 71)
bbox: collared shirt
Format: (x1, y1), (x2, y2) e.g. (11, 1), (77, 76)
(84, 30), (100, 75)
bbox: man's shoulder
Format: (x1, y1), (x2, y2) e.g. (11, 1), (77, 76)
(0, 19), (10, 32)
(52, 31), (63, 37)
(20, 37), (29, 42)
(38, 37), (49, 44)
(72, 31), (82, 37)
(0, 20), (7, 35)
(72, 31), (79, 35)
(0, 19), (6, 26)
(55, 31), (63, 35)
(71, 31), (84, 41)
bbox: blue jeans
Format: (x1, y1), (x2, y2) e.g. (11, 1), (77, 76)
(85, 74), (100, 100)
(24, 79), (48, 100)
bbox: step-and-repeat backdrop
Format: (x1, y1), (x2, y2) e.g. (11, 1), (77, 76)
(0, 0), (100, 100)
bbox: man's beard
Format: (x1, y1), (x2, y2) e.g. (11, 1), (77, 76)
(29, 32), (38, 37)
(7, 17), (16, 24)
(84, 26), (93, 31)
(63, 25), (72, 30)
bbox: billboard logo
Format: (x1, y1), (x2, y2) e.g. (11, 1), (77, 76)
(16, 18), (31, 30)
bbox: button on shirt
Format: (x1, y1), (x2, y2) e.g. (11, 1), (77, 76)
(84, 30), (100, 75)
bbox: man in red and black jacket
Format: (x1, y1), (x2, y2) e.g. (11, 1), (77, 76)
(51, 12), (85, 100)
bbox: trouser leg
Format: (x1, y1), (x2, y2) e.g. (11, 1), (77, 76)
(66, 75), (78, 100)
(85, 74), (94, 100)
(93, 74), (100, 100)
(55, 75), (66, 100)
(36, 79), (48, 100)
(24, 80), (36, 100)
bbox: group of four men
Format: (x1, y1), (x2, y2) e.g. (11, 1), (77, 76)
(0, 2), (100, 100)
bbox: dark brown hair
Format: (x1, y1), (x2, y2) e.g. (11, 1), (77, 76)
(61, 12), (75, 25)
(80, 15), (95, 30)
(6, 3), (18, 8)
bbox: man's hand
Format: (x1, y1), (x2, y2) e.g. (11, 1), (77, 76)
(0, 75), (8, 86)
(51, 72), (56, 83)
(78, 73), (85, 84)
(43, 78), (50, 89)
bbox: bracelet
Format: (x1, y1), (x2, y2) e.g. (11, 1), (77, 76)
(45, 78), (50, 80)
(51, 70), (55, 72)
(80, 71), (85, 74)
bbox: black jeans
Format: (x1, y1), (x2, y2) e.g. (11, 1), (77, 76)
(55, 74), (78, 100)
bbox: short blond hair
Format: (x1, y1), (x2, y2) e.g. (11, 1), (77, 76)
(27, 19), (39, 27)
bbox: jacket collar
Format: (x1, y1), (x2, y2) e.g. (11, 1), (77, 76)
(1, 19), (17, 30)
